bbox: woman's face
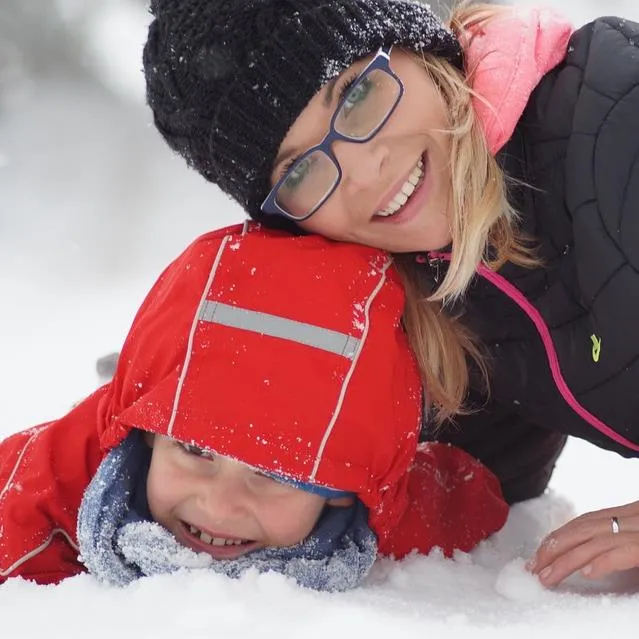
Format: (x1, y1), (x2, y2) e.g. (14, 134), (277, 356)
(270, 49), (453, 253)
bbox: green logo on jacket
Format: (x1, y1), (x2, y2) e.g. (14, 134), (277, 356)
(590, 334), (601, 363)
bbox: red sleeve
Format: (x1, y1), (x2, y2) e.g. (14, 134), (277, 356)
(378, 442), (509, 559)
(0, 388), (106, 584)
(1, 533), (87, 586)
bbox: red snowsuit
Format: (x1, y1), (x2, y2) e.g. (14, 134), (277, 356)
(0, 224), (508, 585)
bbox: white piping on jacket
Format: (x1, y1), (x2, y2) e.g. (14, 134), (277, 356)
(1, 426), (79, 578)
(0, 528), (79, 578)
(310, 258), (393, 480)
(166, 234), (231, 437)
(0, 430), (40, 504)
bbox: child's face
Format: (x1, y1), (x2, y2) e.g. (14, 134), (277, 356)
(269, 48), (453, 253)
(146, 435), (347, 559)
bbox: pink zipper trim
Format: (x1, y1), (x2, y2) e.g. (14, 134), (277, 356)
(428, 252), (639, 453)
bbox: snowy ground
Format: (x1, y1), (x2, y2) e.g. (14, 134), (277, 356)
(2, 0), (639, 636)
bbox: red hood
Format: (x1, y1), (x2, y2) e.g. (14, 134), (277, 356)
(96, 222), (423, 548)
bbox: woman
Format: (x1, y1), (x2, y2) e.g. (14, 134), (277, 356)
(143, 0), (639, 587)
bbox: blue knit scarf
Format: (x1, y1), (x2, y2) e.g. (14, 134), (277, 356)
(77, 431), (377, 591)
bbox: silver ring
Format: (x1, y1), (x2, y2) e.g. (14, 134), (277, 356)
(611, 516), (621, 534)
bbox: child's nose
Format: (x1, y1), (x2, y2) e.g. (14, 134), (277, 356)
(198, 472), (250, 521)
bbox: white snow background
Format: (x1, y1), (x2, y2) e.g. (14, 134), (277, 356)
(1, 1), (638, 636)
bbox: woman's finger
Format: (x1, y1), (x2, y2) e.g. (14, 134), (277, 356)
(531, 513), (613, 573)
(530, 510), (639, 578)
(581, 536), (639, 580)
(535, 535), (619, 587)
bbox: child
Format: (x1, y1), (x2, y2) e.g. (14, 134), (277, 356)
(141, 0), (639, 586)
(0, 223), (507, 589)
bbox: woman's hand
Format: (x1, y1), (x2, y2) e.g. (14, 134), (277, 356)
(527, 501), (639, 587)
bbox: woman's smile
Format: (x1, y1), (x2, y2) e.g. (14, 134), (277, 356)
(371, 152), (432, 225)
(374, 154), (425, 217)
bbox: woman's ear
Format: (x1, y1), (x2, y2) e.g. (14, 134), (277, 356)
(327, 495), (355, 508)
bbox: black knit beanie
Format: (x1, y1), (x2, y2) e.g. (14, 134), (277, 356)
(144, 0), (463, 231)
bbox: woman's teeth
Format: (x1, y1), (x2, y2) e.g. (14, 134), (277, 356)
(376, 158), (424, 217)
(189, 525), (248, 546)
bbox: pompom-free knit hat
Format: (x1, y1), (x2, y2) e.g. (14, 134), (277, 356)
(143, 0), (463, 230)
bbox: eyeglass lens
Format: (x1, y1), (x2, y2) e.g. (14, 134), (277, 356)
(276, 151), (339, 219)
(275, 68), (401, 219)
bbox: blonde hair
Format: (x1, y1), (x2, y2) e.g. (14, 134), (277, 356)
(397, 2), (538, 425)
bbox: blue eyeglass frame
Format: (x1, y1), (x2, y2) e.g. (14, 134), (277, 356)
(260, 44), (404, 222)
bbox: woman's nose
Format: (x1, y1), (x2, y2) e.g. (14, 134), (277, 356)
(333, 138), (389, 189)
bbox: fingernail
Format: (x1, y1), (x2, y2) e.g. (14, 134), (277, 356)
(525, 557), (536, 572)
(539, 566), (552, 581)
(582, 564), (592, 576)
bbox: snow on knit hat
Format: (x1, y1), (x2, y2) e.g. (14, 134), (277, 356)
(143, 0), (462, 230)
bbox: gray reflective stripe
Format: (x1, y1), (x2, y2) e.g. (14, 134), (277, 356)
(199, 300), (361, 359)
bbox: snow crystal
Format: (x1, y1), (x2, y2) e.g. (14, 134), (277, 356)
(321, 59), (345, 84)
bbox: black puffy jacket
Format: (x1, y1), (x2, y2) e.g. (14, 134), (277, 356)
(423, 17), (639, 503)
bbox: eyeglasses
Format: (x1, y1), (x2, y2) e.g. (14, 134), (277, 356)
(261, 45), (404, 221)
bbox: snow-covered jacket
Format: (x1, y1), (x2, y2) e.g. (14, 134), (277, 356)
(426, 9), (639, 461)
(1, 223), (507, 585)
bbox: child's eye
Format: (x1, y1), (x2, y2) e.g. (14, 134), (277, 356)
(253, 469), (275, 481)
(250, 469), (283, 487)
(179, 442), (215, 460)
(251, 470), (297, 493)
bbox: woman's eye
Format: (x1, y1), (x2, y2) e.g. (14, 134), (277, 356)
(341, 76), (373, 115)
(283, 156), (314, 190)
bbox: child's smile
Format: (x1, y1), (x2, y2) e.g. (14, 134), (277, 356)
(176, 520), (261, 560)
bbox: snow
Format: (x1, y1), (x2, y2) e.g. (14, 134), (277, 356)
(1, 493), (639, 636)
(2, 0), (639, 635)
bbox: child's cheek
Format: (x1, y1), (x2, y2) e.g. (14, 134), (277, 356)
(262, 498), (324, 546)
